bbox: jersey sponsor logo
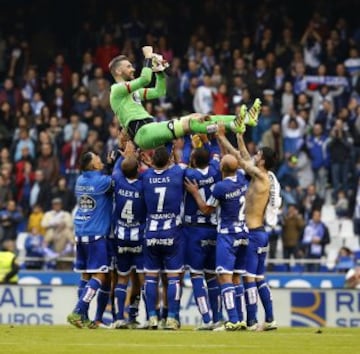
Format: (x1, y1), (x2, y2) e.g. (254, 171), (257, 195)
(200, 239), (217, 247)
(117, 245), (142, 254)
(291, 291), (326, 327)
(146, 238), (174, 246)
(78, 195), (96, 211)
(132, 91), (141, 104)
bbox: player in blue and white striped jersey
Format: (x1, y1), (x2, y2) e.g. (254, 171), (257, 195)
(185, 153), (249, 331)
(112, 154), (147, 328)
(142, 146), (185, 330)
(184, 147), (223, 329)
(67, 152), (113, 328)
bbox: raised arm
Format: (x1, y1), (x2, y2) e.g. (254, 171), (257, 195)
(236, 133), (251, 161)
(215, 122), (242, 162)
(217, 122), (264, 179)
(139, 72), (166, 100)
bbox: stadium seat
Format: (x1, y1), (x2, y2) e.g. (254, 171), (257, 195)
(272, 264), (287, 272)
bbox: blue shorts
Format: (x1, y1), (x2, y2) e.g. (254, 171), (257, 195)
(245, 227), (269, 278)
(184, 225), (217, 273)
(74, 237), (110, 273)
(115, 239), (144, 275)
(216, 232), (248, 274)
(144, 227), (184, 273)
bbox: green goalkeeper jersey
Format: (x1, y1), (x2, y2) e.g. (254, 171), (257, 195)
(109, 67), (166, 129)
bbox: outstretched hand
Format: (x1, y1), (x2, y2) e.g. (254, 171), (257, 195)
(120, 141), (137, 158)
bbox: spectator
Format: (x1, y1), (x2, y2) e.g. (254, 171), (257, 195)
(301, 209), (330, 272)
(51, 176), (76, 212)
(328, 119), (353, 202)
(334, 190), (349, 218)
(48, 53), (72, 89)
(0, 199), (23, 244)
(25, 228), (58, 270)
(301, 184), (324, 222)
(335, 246), (355, 273)
(36, 142), (60, 186)
(61, 130), (83, 191)
(0, 174), (13, 210)
(63, 113), (89, 143)
(0, 77), (22, 113)
(29, 169), (52, 211)
(41, 197), (74, 269)
(281, 204), (305, 270)
(260, 121), (284, 168)
(306, 123), (330, 199)
(193, 74), (215, 114)
(0, 239), (18, 283)
(27, 204), (45, 235)
(281, 110), (307, 156)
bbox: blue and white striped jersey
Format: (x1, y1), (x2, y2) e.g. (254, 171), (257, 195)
(184, 159), (221, 226)
(112, 160), (146, 242)
(142, 164), (184, 232)
(74, 171), (112, 239)
(207, 170), (249, 234)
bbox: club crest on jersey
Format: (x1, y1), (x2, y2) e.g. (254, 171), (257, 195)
(132, 92), (141, 104)
(78, 195), (96, 211)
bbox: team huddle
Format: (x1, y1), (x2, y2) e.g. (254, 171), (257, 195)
(66, 46), (281, 331)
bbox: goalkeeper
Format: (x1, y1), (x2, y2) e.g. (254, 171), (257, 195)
(109, 46), (261, 150)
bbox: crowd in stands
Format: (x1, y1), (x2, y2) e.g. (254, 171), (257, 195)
(0, 0), (360, 272)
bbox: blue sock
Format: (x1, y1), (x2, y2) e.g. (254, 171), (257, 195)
(257, 280), (274, 323)
(75, 277), (101, 315)
(167, 276), (181, 319)
(114, 284), (128, 321)
(207, 277), (222, 323)
(129, 294), (140, 321)
(234, 284), (244, 322)
(77, 279), (88, 299)
(145, 275), (158, 317)
(191, 275), (211, 324)
(94, 285), (110, 322)
(244, 282), (258, 326)
(221, 283), (238, 323)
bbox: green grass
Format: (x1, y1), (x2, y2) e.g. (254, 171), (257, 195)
(0, 326), (358, 354)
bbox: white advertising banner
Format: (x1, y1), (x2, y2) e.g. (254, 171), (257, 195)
(0, 286), (359, 327)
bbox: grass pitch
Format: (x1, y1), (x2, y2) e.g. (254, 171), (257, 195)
(0, 326), (358, 354)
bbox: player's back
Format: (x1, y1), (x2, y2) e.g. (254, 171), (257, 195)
(142, 164), (184, 232)
(184, 159), (221, 225)
(212, 170), (248, 234)
(113, 171), (146, 241)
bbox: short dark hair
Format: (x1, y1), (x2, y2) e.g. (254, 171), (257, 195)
(260, 147), (277, 171)
(121, 157), (138, 179)
(80, 151), (93, 171)
(192, 148), (210, 169)
(108, 55), (128, 77)
(152, 146), (170, 168)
